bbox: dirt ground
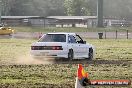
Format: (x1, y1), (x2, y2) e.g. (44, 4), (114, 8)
(0, 32), (132, 39)
(9, 56), (132, 65)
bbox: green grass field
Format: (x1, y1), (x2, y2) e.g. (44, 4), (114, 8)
(0, 39), (132, 88)
(13, 26), (132, 32)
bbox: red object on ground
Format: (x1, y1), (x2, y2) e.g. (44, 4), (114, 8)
(76, 64), (131, 86)
(77, 64), (88, 80)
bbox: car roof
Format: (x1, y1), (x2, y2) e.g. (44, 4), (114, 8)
(47, 32), (76, 35)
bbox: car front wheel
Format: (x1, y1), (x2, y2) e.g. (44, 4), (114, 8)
(86, 48), (93, 60)
(89, 48), (93, 60)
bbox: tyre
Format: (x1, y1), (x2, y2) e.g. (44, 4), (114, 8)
(68, 49), (74, 60)
(89, 48), (93, 60)
(86, 48), (93, 60)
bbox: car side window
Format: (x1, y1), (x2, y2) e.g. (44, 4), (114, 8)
(75, 35), (82, 42)
(75, 35), (85, 44)
(68, 35), (76, 43)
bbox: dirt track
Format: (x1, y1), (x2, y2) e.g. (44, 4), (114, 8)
(1, 32), (132, 39)
(53, 59), (132, 64)
(14, 56), (132, 65)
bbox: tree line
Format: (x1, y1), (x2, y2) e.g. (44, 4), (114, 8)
(1, 0), (132, 20)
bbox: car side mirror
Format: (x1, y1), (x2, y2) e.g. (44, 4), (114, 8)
(83, 41), (86, 44)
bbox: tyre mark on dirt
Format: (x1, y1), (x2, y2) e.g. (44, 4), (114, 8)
(53, 59), (132, 64)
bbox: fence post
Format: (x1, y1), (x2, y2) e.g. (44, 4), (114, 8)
(127, 30), (128, 39)
(116, 30), (117, 39)
(105, 31), (106, 39)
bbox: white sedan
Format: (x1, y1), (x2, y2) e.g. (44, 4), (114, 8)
(31, 32), (95, 60)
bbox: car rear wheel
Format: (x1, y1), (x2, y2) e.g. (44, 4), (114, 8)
(68, 49), (74, 60)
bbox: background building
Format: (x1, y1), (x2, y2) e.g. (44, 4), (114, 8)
(1, 16), (131, 27)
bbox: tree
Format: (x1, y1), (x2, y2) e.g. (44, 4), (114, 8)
(103, 0), (132, 20)
(1, 0), (132, 20)
(8, 0), (34, 16)
(64, 0), (74, 16)
(7, 0), (65, 16)
(46, 0), (66, 16)
(64, 0), (91, 16)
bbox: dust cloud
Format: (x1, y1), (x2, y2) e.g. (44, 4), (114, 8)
(15, 55), (55, 65)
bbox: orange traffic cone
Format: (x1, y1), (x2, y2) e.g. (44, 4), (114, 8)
(75, 64), (131, 88)
(77, 64), (91, 86)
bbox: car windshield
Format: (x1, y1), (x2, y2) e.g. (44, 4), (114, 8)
(39, 34), (66, 42)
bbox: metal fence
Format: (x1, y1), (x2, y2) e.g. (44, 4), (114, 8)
(77, 30), (132, 39)
(0, 31), (132, 39)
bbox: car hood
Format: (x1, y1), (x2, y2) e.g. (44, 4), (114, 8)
(86, 43), (95, 49)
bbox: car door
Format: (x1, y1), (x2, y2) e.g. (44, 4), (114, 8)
(75, 35), (88, 57)
(68, 35), (80, 58)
